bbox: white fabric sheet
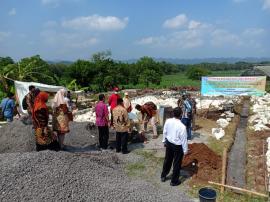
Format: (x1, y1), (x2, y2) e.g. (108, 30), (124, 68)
(15, 80), (65, 114)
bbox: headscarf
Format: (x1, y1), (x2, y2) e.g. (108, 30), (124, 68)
(33, 92), (49, 113)
(52, 89), (67, 109)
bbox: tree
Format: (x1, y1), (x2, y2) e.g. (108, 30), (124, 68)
(66, 60), (96, 87)
(3, 55), (55, 84)
(186, 67), (211, 80)
(136, 57), (163, 86)
(0, 57), (14, 92)
(139, 69), (161, 87)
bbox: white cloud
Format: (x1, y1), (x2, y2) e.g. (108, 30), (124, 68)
(263, 0), (270, 10)
(62, 15), (129, 31)
(136, 36), (166, 46)
(169, 30), (205, 48)
(163, 14), (188, 29)
(243, 28), (265, 36)
(8, 8), (16, 16)
(188, 20), (201, 29)
(136, 29), (206, 49)
(0, 32), (11, 41)
(40, 30), (98, 49)
(137, 16), (212, 49)
(211, 29), (242, 47)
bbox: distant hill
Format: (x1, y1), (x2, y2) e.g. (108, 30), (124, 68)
(47, 60), (73, 65)
(47, 57), (270, 65)
(125, 57), (270, 64)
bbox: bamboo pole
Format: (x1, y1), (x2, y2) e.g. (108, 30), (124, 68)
(221, 148), (227, 194)
(208, 181), (269, 198)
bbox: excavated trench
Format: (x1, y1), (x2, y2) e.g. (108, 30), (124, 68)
(226, 98), (250, 189)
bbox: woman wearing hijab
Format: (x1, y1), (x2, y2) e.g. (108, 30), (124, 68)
(52, 89), (70, 150)
(32, 92), (59, 151)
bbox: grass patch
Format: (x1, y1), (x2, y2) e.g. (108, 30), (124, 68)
(124, 70), (246, 89)
(125, 149), (164, 181)
(207, 115), (240, 156)
(126, 162), (145, 177)
(205, 99), (243, 155)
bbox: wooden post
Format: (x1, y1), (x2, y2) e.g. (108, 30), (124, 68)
(221, 148), (227, 194)
(208, 181), (269, 198)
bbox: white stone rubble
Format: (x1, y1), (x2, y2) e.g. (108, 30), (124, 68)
(212, 128), (225, 140)
(249, 93), (270, 131)
(266, 137), (270, 191)
(217, 118), (229, 128)
(74, 109), (96, 123)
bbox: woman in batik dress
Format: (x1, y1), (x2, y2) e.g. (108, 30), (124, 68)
(52, 89), (70, 150)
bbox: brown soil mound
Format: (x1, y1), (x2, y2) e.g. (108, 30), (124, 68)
(182, 143), (222, 183)
(169, 86), (199, 91)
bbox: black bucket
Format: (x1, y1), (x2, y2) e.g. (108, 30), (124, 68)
(198, 187), (217, 202)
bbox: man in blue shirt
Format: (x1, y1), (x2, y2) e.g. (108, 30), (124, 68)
(181, 94), (192, 140)
(1, 92), (16, 122)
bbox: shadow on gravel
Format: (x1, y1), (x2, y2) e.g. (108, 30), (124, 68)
(63, 144), (98, 153)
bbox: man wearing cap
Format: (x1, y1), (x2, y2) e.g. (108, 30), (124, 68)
(123, 92), (132, 113)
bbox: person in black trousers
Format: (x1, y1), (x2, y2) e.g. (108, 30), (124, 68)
(112, 98), (130, 154)
(95, 94), (109, 150)
(161, 107), (188, 186)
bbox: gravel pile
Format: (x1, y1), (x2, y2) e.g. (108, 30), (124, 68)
(0, 121), (99, 154)
(0, 151), (192, 202)
(0, 120), (35, 154)
(0, 120), (193, 201)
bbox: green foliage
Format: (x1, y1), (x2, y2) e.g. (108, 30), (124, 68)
(136, 57), (162, 86)
(0, 53), (259, 93)
(67, 79), (79, 91)
(186, 67), (211, 80)
(0, 57), (15, 92)
(3, 55), (56, 84)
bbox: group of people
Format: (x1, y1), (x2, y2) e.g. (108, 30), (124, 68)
(95, 88), (159, 154)
(95, 88), (131, 154)
(1, 86), (73, 151)
(2, 86), (194, 186)
(96, 89), (195, 186)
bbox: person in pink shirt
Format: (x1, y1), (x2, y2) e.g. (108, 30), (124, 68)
(95, 94), (109, 149)
(108, 87), (120, 126)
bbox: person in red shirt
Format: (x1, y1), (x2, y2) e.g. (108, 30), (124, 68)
(108, 87), (121, 126)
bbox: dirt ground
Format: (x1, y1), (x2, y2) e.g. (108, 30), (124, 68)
(246, 130), (270, 193)
(195, 116), (218, 137)
(182, 143), (222, 184)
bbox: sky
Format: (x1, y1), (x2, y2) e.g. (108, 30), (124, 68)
(0, 0), (269, 61)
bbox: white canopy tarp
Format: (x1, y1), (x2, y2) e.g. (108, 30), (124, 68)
(15, 80), (65, 114)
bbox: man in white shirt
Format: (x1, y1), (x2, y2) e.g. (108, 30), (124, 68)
(161, 107), (188, 186)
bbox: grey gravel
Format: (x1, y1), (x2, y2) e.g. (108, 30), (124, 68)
(0, 151), (192, 202)
(0, 120), (193, 202)
(0, 120), (35, 154)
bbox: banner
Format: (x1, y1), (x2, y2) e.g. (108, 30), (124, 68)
(201, 76), (266, 96)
